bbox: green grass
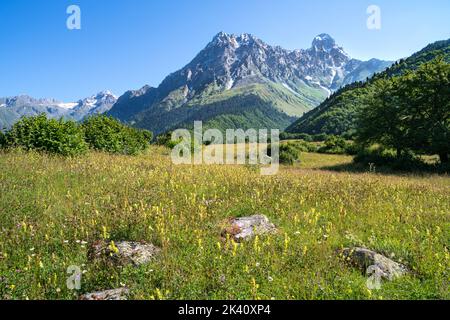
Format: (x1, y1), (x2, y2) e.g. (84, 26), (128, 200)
(0, 148), (449, 300)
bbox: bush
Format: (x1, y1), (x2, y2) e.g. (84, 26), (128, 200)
(280, 132), (313, 142)
(0, 131), (6, 149)
(267, 142), (302, 165)
(155, 132), (178, 149)
(311, 133), (329, 142)
(82, 115), (152, 155)
(354, 145), (428, 171)
(284, 140), (318, 153)
(4, 114), (88, 156)
(318, 135), (356, 155)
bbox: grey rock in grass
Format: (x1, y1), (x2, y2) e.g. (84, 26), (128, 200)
(340, 247), (409, 280)
(222, 214), (276, 242)
(89, 240), (161, 266)
(80, 288), (129, 300)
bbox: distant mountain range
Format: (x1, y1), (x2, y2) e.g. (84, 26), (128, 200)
(0, 32), (404, 134)
(0, 91), (117, 130)
(286, 38), (450, 136)
(108, 32), (392, 135)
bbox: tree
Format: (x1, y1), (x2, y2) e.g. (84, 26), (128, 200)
(357, 77), (410, 158)
(357, 57), (450, 164)
(82, 115), (152, 155)
(400, 57), (450, 163)
(4, 114), (88, 156)
(0, 130), (6, 149)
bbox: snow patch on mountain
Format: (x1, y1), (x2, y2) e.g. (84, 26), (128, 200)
(282, 83), (301, 97)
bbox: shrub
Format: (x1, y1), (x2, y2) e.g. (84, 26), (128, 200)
(318, 135), (356, 155)
(267, 142), (302, 165)
(354, 145), (428, 171)
(155, 132), (178, 149)
(0, 131), (6, 149)
(4, 114), (88, 156)
(280, 132), (313, 142)
(311, 133), (329, 142)
(82, 115), (152, 155)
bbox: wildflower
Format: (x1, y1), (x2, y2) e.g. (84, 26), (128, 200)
(102, 226), (110, 239)
(108, 241), (119, 255)
(268, 276), (274, 282)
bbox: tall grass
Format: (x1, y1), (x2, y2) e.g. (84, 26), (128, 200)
(0, 148), (448, 300)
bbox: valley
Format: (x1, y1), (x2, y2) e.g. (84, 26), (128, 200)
(0, 147), (448, 300)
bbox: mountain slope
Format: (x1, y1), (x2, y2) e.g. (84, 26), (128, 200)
(286, 38), (450, 136)
(0, 92), (117, 130)
(109, 32), (392, 135)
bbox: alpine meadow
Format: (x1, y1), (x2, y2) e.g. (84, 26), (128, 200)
(0, 0), (449, 304)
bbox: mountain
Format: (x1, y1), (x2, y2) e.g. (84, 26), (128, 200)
(285, 38), (450, 137)
(108, 32), (392, 135)
(67, 91), (118, 121)
(0, 91), (117, 130)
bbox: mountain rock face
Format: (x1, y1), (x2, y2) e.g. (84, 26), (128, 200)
(68, 91), (118, 121)
(109, 32), (392, 135)
(0, 91), (117, 130)
(286, 38), (450, 136)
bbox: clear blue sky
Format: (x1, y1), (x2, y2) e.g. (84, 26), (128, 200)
(1, 0), (449, 101)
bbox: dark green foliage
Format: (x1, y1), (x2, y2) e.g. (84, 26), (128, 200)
(318, 135), (356, 155)
(286, 140), (318, 153)
(286, 38), (450, 136)
(4, 114), (88, 156)
(354, 146), (432, 171)
(0, 130), (6, 149)
(280, 132), (313, 142)
(155, 131), (182, 149)
(82, 115), (152, 155)
(267, 142), (302, 165)
(357, 57), (450, 164)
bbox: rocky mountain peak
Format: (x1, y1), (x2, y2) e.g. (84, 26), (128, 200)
(311, 33), (337, 51)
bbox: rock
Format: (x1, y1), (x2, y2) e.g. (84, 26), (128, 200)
(339, 247), (409, 280)
(89, 240), (161, 266)
(221, 215), (276, 242)
(80, 288), (129, 300)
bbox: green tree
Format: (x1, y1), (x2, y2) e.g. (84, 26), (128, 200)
(401, 57), (450, 163)
(0, 131), (6, 149)
(82, 115), (152, 155)
(357, 78), (410, 158)
(4, 114), (88, 156)
(357, 57), (450, 164)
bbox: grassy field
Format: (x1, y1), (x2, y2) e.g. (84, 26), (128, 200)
(0, 147), (449, 300)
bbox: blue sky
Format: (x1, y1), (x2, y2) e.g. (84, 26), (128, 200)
(0, 0), (449, 101)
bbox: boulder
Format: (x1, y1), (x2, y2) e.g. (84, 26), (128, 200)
(221, 214), (276, 242)
(80, 288), (129, 300)
(89, 240), (161, 266)
(339, 247), (409, 280)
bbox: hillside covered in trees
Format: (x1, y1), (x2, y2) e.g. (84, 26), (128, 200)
(285, 39), (450, 137)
